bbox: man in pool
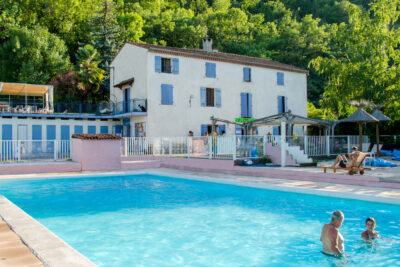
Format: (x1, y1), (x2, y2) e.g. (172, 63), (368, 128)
(320, 210), (345, 257)
(362, 217), (379, 241)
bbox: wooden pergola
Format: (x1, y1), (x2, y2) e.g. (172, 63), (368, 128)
(0, 82), (54, 110)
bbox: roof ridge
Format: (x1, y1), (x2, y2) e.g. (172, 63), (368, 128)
(125, 42), (308, 73)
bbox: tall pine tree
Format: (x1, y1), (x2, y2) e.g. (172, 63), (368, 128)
(88, 0), (124, 99)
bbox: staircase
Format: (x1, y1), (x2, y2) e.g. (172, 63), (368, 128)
(264, 142), (312, 166)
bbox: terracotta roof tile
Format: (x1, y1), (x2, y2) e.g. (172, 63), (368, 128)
(72, 134), (122, 140)
(113, 42), (308, 74)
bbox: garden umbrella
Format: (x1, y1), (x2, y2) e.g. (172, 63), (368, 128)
(339, 108), (378, 151)
(372, 109), (391, 155)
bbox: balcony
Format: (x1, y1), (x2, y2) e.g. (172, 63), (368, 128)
(0, 99), (147, 116)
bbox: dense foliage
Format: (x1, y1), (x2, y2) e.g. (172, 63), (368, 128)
(1, 0), (399, 132)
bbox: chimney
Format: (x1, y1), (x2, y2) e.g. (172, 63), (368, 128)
(202, 38), (213, 53)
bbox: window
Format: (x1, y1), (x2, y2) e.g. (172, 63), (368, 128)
(161, 58), (172, 73)
(243, 67), (251, 82)
(205, 62), (216, 78)
(155, 56), (179, 74)
(206, 88), (215, 106)
(277, 72), (284, 85)
(278, 96), (287, 113)
(201, 87), (221, 107)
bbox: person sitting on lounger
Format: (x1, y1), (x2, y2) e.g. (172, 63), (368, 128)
(333, 146), (359, 168)
(362, 217), (379, 241)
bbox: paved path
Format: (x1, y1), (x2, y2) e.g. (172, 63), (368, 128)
(0, 218), (44, 267)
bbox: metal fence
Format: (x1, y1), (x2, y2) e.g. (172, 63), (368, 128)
(0, 140), (70, 163)
(122, 135), (372, 159)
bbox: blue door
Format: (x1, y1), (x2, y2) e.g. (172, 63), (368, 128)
(32, 125), (42, 153)
(46, 125), (56, 152)
(2, 125), (13, 159)
(61, 125), (70, 154)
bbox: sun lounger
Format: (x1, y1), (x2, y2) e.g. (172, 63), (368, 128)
(320, 152), (371, 175)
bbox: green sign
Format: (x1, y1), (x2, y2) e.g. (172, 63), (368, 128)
(234, 117), (256, 123)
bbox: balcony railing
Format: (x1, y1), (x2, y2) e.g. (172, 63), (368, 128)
(0, 99), (147, 115)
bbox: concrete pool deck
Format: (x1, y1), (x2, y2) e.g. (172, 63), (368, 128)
(0, 167), (399, 266)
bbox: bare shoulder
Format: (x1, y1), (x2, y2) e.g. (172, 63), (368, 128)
(361, 230), (368, 238)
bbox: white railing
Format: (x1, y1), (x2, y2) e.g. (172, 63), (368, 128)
(0, 140), (70, 163)
(122, 135), (371, 159)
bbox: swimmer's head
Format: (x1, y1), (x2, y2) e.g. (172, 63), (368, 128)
(365, 217), (376, 230)
(331, 210), (344, 226)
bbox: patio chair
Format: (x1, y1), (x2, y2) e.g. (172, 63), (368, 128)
(320, 152), (371, 175)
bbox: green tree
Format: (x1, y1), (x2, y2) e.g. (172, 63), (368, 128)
(0, 25), (71, 84)
(75, 44), (105, 101)
(310, 0), (400, 119)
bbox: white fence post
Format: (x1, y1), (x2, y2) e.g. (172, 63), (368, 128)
(17, 140), (21, 162)
(54, 141), (58, 160)
(280, 122), (286, 167)
(124, 138), (128, 156)
(208, 136), (212, 159)
(347, 136), (351, 154)
(326, 136), (330, 156)
(187, 137), (191, 158)
(304, 135), (308, 155)
(169, 139), (172, 156)
(232, 135), (237, 161)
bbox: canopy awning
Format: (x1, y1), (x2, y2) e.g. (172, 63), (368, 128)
(0, 82), (51, 96)
(247, 112), (329, 127)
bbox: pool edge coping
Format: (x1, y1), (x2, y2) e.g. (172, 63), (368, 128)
(0, 195), (97, 267)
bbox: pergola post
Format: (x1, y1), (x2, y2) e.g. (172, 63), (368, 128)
(359, 122), (363, 151)
(280, 121), (286, 167)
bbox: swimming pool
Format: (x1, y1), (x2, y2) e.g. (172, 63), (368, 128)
(0, 173), (399, 266)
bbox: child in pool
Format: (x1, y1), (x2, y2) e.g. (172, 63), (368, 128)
(361, 217), (379, 241)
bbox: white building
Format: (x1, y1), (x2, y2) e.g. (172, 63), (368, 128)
(110, 39), (308, 137)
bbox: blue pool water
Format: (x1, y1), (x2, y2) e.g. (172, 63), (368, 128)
(0, 174), (399, 266)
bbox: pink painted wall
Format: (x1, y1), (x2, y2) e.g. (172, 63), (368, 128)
(71, 138), (121, 171)
(0, 162), (81, 175)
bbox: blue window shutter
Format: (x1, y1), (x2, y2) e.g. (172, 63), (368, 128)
(155, 56), (161, 72)
(161, 84), (168, 105)
(74, 125), (83, 134)
(211, 63), (216, 78)
(2, 125), (12, 140)
(46, 125), (56, 140)
(216, 88), (221, 107)
(278, 96), (283, 114)
(172, 58), (179, 74)
(32, 125), (42, 140)
(273, 126), (279, 135)
(244, 67), (251, 82)
(285, 96), (288, 112)
(201, 87), (206, 106)
(219, 124), (226, 135)
(88, 126), (96, 134)
(206, 63), (211, 77)
(100, 126), (108, 134)
(277, 72), (284, 85)
(241, 93), (248, 117)
(168, 84), (173, 105)
(61, 125), (70, 140)
(248, 93), (252, 118)
(206, 62), (216, 78)
(235, 125), (242, 135)
(201, 124), (208, 136)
